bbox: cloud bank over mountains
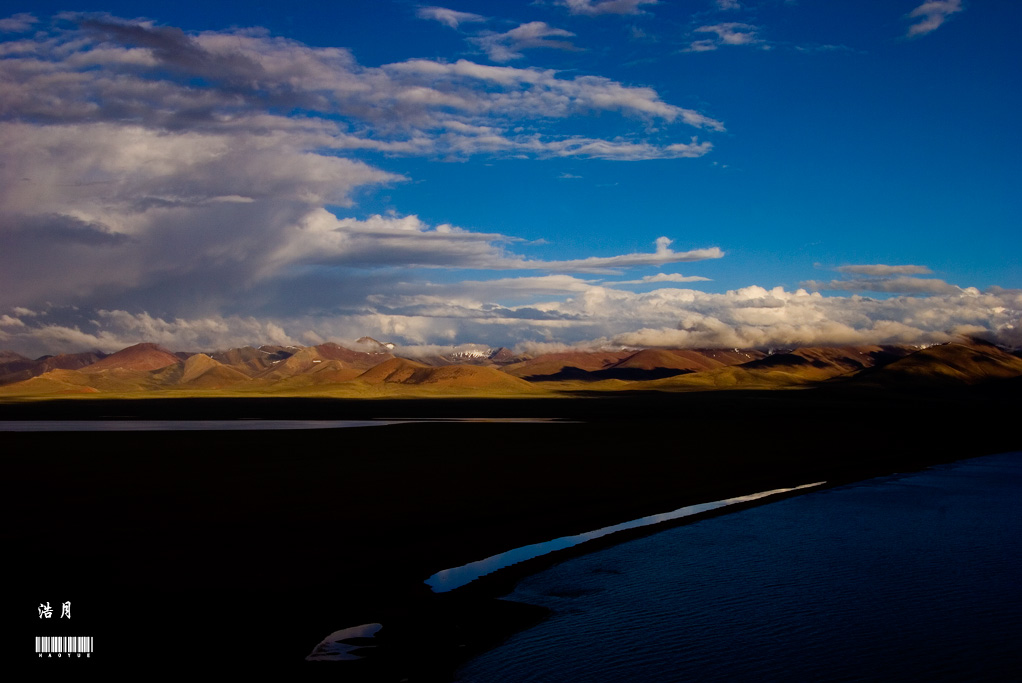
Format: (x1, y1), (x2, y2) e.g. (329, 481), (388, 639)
(1, 7), (1018, 357)
(4, 277), (1020, 358)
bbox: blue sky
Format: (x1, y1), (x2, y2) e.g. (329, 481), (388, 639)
(0, 1), (1019, 355)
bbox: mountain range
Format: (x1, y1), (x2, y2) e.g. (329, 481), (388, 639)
(1, 338), (1020, 398)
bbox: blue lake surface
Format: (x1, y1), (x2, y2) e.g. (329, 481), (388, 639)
(458, 452), (1022, 682)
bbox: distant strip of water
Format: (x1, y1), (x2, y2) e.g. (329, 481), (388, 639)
(458, 451), (1022, 682)
(0, 419), (397, 432)
(0, 417), (564, 432)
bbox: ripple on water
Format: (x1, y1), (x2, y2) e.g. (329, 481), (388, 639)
(457, 453), (1022, 683)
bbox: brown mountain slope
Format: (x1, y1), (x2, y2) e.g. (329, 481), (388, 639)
(402, 364), (536, 390)
(40, 351), (108, 372)
(848, 342), (1022, 387)
(255, 347), (335, 380)
(314, 342), (394, 369)
(695, 349), (766, 365)
(626, 346), (895, 391)
(150, 354), (252, 389)
(255, 343), (392, 380)
(503, 351), (634, 378)
(637, 365), (812, 391)
(0, 351), (107, 386)
(0, 350), (30, 364)
(505, 348), (765, 382)
(0, 369), (101, 395)
(611, 349), (723, 372)
(357, 357), (433, 384)
(357, 358), (539, 393)
(0, 351), (38, 384)
(0, 366), (165, 394)
(740, 345), (912, 378)
(209, 346), (289, 376)
(253, 361), (364, 391)
(81, 343), (180, 373)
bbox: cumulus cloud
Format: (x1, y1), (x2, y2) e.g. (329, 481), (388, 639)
(5, 284), (1019, 357)
(687, 23), (761, 52)
(416, 6), (487, 29)
(611, 273), (712, 285)
(472, 22), (579, 62)
(6, 14), (1012, 358)
(906, 0), (963, 37)
(557, 0), (659, 17)
(0, 15), (725, 323)
(352, 283), (1021, 350)
(714, 0), (741, 10)
(2, 310), (297, 357)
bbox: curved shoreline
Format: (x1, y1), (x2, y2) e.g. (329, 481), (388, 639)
(426, 481), (826, 593)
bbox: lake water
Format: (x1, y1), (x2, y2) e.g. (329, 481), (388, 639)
(0, 419), (394, 431)
(458, 452), (1022, 682)
(0, 417), (563, 432)
(427, 482), (825, 592)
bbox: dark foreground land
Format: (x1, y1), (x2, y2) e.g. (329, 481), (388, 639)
(5, 382), (1021, 677)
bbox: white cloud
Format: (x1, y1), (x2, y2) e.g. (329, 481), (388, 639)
(5, 283), (1021, 357)
(535, 238), (723, 273)
(804, 264), (957, 295)
(0, 122), (400, 308)
(269, 215), (723, 274)
(611, 273), (712, 285)
(0, 17), (723, 153)
(687, 23), (761, 51)
(906, 0), (963, 37)
(0, 15), (726, 322)
(714, 0), (741, 10)
(427, 274), (599, 295)
(358, 283), (1020, 351)
(3, 310), (297, 357)
(835, 264), (933, 276)
(0, 13), (36, 32)
(557, 0), (659, 17)
(416, 6), (487, 29)
(803, 277), (962, 296)
(472, 22), (579, 63)
(384, 58), (724, 130)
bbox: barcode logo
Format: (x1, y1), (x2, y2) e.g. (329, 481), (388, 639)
(35, 636), (93, 654)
